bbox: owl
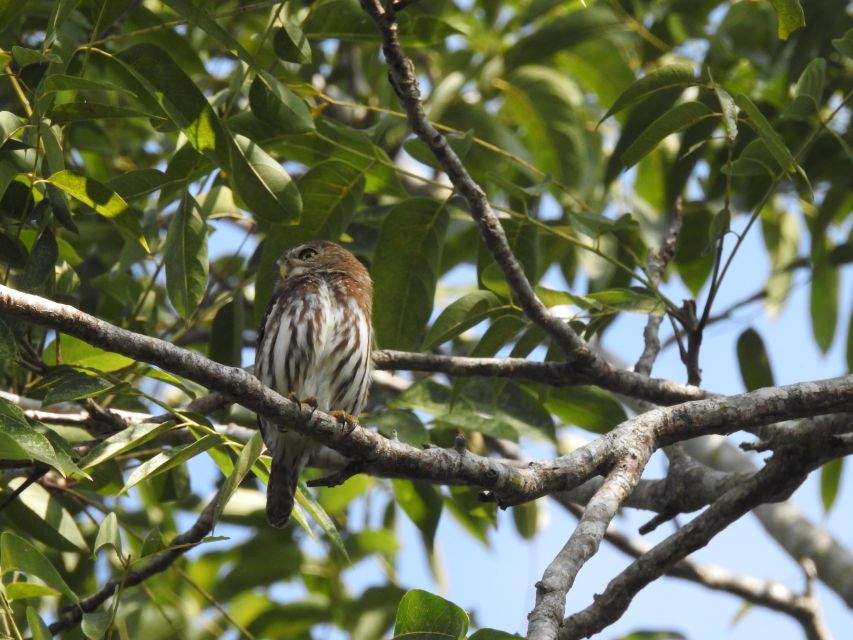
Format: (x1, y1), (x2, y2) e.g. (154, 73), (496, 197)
(255, 241), (373, 527)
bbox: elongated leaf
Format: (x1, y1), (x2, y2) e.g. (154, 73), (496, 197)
(19, 228), (57, 292)
(545, 386), (627, 434)
(833, 28), (853, 58)
(372, 198), (449, 350)
(619, 101), (716, 169)
(46, 170), (149, 252)
(273, 22), (312, 64)
(165, 193), (209, 317)
(810, 264), (838, 353)
(600, 65), (696, 123)
(768, 0), (805, 40)
(78, 421), (176, 469)
(820, 458), (843, 513)
(0, 318), (16, 358)
(392, 480), (442, 553)
(116, 43), (230, 162)
(734, 95), (795, 172)
(27, 608), (53, 640)
(714, 85), (738, 141)
(736, 328), (775, 390)
(0, 531), (78, 601)
(40, 74), (137, 96)
(43, 335), (134, 372)
(0, 408), (80, 475)
(93, 512), (122, 557)
(9, 582), (61, 601)
(469, 630), (524, 640)
(787, 58), (826, 119)
(209, 298), (244, 367)
(0, 478), (88, 552)
(393, 589), (469, 640)
(42, 371), (111, 406)
(584, 288), (664, 315)
(297, 160), (365, 239)
(48, 103), (160, 124)
(249, 70), (314, 134)
(212, 432), (263, 523)
(296, 480), (350, 562)
(121, 434), (220, 494)
(422, 291), (505, 350)
(107, 169), (172, 201)
(230, 134), (301, 224)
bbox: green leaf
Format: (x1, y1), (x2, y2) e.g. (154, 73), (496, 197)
(714, 85), (739, 141)
(1, 478), (88, 552)
(787, 58), (826, 120)
(45, 170), (149, 252)
(12, 45), (61, 65)
(512, 501), (539, 540)
(404, 130), (474, 171)
(422, 291), (505, 350)
(230, 134), (302, 224)
(78, 420), (176, 469)
(768, 0), (805, 40)
(27, 607), (54, 640)
(19, 228), (58, 292)
(42, 371), (112, 406)
(209, 298), (244, 367)
(0, 531), (78, 602)
(504, 7), (618, 68)
(736, 328), (775, 391)
(8, 582), (61, 601)
(161, 0), (261, 69)
(820, 458), (843, 513)
(297, 160), (365, 239)
(619, 101), (716, 169)
(43, 335), (134, 372)
(40, 74), (138, 96)
(584, 288), (664, 315)
(0, 318), (16, 359)
(273, 22), (312, 64)
(113, 43), (230, 162)
(212, 432), (263, 523)
(734, 95), (795, 173)
(392, 480), (442, 553)
(832, 28), (853, 58)
(93, 512), (122, 557)
(296, 480), (350, 563)
(545, 386), (627, 434)
(393, 589), (469, 640)
(120, 434), (220, 494)
(0, 406), (79, 475)
(48, 102), (161, 124)
(249, 70), (314, 134)
(164, 193), (209, 317)
(367, 410), (427, 447)
(810, 263), (838, 353)
(600, 65), (696, 123)
(106, 169), (172, 201)
(372, 198), (449, 350)
(82, 610), (112, 639)
(469, 630), (525, 639)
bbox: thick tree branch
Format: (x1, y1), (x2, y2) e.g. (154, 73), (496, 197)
(559, 415), (853, 639)
(374, 350), (705, 405)
(2, 285), (853, 508)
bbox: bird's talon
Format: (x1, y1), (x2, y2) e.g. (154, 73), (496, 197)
(330, 410), (358, 435)
(302, 396), (319, 409)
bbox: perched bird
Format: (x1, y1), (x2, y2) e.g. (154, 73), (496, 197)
(255, 240), (373, 527)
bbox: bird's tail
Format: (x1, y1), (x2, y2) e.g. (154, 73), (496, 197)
(266, 454), (302, 528)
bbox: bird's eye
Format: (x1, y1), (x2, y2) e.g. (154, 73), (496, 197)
(297, 247), (318, 261)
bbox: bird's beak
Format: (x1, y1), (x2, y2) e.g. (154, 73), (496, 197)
(279, 258), (292, 279)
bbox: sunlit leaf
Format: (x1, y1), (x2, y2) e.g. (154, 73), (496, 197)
(768, 0), (805, 40)
(820, 458), (843, 513)
(0, 531), (78, 601)
(619, 101), (717, 169)
(393, 589), (469, 640)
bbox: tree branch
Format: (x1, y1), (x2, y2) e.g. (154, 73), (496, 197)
(2, 285), (852, 508)
(47, 486), (222, 636)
